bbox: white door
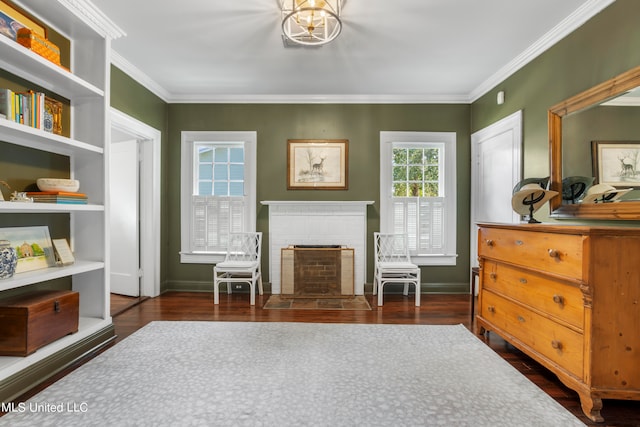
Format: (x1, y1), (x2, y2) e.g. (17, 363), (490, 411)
(109, 139), (140, 296)
(470, 111), (523, 283)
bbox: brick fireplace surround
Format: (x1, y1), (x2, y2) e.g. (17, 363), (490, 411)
(281, 246), (354, 297)
(261, 201), (374, 295)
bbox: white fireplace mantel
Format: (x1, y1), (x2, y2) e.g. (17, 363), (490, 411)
(261, 200), (374, 295)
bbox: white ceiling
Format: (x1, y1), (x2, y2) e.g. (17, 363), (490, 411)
(89, 0), (614, 103)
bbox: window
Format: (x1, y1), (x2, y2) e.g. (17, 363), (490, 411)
(380, 131), (457, 266)
(180, 131), (257, 263)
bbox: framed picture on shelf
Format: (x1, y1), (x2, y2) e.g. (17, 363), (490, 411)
(0, 226), (56, 274)
(287, 139), (349, 190)
(52, 238), (74, 266)
(591, 140), (640, 188)
(0, 0), (46, 41)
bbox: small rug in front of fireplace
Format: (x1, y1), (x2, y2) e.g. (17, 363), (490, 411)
(263, 295), (371, 310)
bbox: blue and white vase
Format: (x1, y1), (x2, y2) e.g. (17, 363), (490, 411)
(0, 240), (18, 279)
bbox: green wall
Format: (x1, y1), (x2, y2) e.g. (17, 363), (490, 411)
(471, 0), (640, 223)
(165, 104), (470, 291)
(110, 0), (640, 293)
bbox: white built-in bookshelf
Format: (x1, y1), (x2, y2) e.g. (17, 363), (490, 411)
(0, 0), (123, 394)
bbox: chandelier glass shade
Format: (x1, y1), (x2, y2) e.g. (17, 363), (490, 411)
(281, 0), (342, 46)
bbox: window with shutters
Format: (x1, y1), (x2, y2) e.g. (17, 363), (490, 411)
(180, 131), (257, 263)
(380, 131), (457, 266)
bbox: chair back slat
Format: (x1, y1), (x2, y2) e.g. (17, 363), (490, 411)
(225, 232), (262, 262)
(374, 232), (411, 263)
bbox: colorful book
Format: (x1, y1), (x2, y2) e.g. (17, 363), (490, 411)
(27, 191), (87, 198)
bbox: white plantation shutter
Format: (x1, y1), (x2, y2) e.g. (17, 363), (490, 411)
(392, 197), (446, 255)
(191, 196), (245, 253)
(419, 197), (444, 253)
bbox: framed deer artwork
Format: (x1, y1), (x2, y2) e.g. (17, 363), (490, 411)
(287, 139), (349, 190)
(592, 140), (640, 188)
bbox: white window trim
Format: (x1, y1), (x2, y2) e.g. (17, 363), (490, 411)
(380, 131), (458, 266)
(180, 131), (257, 264)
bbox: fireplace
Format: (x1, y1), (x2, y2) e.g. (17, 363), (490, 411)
(261, 200), (374, 295)
(281, 245), (354, 297)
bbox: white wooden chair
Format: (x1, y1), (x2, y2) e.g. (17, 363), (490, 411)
(213, 232), (263, 305)
(373, 232), (421, 306)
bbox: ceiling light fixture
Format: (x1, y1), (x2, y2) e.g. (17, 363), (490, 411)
(281, 0), (343, 47)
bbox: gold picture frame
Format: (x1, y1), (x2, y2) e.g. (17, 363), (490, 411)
(44, 96), (63, 135)
(0, 1), (46, 41)
(287, 139), (348, 190)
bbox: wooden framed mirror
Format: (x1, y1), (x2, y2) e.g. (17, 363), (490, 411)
(549, 65), (640, 219)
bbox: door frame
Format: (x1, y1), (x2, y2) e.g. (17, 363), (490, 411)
(110, 108), (161, 297)
(470, 111), (522, 288)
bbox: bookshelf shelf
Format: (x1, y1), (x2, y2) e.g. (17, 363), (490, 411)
(0, 118), (103, 155)
(0, 36), (103, 99)
(0, 202), (103, 212)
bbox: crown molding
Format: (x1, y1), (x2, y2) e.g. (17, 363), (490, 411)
(57, 0), (126, 39)
(469, 0), (616, 102)
(111, 51), (171, 102)
(163, 93), (471, 104)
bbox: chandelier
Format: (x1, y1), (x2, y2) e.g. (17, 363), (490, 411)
(281, 0), (343, 46)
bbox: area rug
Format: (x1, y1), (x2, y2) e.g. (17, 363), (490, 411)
(0, 322), (584, 426)
(263, 295), (371, 310)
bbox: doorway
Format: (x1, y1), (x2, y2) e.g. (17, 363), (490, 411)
(470, 110), (523, 291)
(109, 109), (161, 315)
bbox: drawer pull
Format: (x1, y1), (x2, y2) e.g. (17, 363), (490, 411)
(517, 315), (525, 323)
(551, 340), (563, 350)
(515, 240), (524, 246)
(489, 272), (497, 281)
(552, 294), (564, 305)
(519, 278), (528, 284)
(54, 300), (60, 313)
(486, 239), (494, 247)
(487, 306), (496, 313)
(548, 249), (560, 259)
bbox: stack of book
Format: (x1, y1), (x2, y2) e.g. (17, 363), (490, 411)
(0, 89), (46, 129)
(26, 191), (88, 204)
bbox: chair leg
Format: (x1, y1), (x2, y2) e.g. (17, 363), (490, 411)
(257, 270), (264, 295)
(250, 281), (255, 306)
(372, 275), (379, 296)
(403, 282), (409, 296)
(214, 281), (220, 305)
(377, 282), (384, 306)
(372, 268), (378, 295)
(227, 280), (232, 295)
(415, 271), (421, 307)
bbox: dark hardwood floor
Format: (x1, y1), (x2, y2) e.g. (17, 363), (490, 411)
(5, 291), (640, 425)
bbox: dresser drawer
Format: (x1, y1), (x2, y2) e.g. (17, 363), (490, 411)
(482, 261), (584, 330)
(481, 290), (584, 379)
(478, 227), (584, 280)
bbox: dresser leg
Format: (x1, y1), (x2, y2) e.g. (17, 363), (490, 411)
(578, 391), (603, 423)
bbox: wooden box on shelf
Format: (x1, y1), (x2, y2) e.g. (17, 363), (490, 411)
(0, 289), (79, 356)
(16, 28), (61, 66)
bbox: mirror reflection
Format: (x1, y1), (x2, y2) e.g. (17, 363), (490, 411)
(561, 86), (640, 204)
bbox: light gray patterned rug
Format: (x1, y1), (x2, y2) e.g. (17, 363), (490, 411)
(0, 322), (584, 426)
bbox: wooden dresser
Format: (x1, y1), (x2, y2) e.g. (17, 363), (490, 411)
(476, 223), (640, 422)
